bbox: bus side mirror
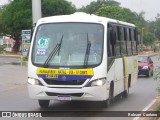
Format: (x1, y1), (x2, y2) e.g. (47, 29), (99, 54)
(31, 23), (36, 42)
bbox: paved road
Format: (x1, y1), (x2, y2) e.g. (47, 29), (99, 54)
(0, 74), (158, 120)
(0, 55), (159, 120)
(0, 55), (26, 91)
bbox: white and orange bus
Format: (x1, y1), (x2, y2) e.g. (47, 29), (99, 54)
(28, 12), (138, 108)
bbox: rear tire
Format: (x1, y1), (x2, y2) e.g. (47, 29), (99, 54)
(122, 89), (129, 98)
(147, 70), (151, 77)
(38, 100), (50, 108)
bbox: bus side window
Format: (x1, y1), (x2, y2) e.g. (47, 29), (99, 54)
(126, 28), (132, 55)
(107, 25), (115, 57)
(120, 27), (127, 56)
(131, 29), (138, 54)
(115, 26), (121, 57)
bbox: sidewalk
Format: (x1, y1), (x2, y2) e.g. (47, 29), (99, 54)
(139, 51), (159, 57)
(0, 64), (27, 92)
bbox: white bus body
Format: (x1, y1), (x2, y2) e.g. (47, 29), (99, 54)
(28, 12), (138, 108)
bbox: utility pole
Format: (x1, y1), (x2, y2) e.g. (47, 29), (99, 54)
(141, 28), (144, 51)
(154, 29), (156, 39)
(32, 0), (42, 24)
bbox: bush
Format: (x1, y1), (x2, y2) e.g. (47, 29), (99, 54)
(0, 45), (5, 53)
(156, 105), (160, 112)
(22, 56), (28, 61)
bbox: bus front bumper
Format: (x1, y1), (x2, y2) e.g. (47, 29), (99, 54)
(28, 84), (109, 101)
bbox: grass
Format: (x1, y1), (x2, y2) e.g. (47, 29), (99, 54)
(156, 88), (160, 111)
(21, 56), (28, 61)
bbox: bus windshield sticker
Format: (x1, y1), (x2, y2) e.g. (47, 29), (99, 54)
(36, 48), (46, 55)
(37, 38), (49, 48)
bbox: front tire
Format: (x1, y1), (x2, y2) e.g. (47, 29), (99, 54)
(38, 100), (50, 108)
(102, 83), (114, 108)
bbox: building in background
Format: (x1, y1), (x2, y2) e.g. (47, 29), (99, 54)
(0, 36), (3, 45)
(2, 36), (15, 52)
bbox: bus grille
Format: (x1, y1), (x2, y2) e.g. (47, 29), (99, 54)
(45, 92), (84, 97)
(43, 79), (86, 85)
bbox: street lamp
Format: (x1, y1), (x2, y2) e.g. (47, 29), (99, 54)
(141, 28), (144, 51)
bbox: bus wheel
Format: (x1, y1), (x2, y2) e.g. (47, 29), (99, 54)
(103, 84), (114, 107)
(122, 76), (130, 98)
(38, 100), (50, 108)
(122, 90), (129, 98)
(122, 85), (129, 98)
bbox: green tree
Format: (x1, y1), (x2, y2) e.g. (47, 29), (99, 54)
(42, 0), (76, 17)
(155, 13), (160, 40)
(1, 0), (76, 53)
(96, 6), (151, 48)
(96, 6), (147, 36)
(139, 15), (160, 47)
(78, 0), (120, 14)
(1, 0), (32, 52)
(143, 32), (155, 46)
(0, 5), (9, 35)
(96, 6), (138, 24)
(0, 8), (2, 34)
(134, 11), (146, 33)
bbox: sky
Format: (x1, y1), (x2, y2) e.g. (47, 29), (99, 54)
(0, 0), (160, 21)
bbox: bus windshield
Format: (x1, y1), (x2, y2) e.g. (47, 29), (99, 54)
(32, 23), (104, 68)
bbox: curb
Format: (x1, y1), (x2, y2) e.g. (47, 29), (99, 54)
(0, 54), (28, 66)
(0, 54), (21, 58)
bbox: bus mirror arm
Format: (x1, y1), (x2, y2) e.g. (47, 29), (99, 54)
(30, 23), (37, 42)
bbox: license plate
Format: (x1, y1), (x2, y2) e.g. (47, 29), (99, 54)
(57, 96), (71, 101)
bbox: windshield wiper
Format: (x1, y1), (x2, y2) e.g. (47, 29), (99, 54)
(43, 35), (63, 68)
(84, 34), (91, 67)
(57, 35), (63, 56)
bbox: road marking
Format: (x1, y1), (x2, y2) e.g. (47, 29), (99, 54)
(132, 99), (157, 120)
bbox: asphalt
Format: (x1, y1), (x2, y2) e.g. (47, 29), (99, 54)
(0, 54), (27, 92)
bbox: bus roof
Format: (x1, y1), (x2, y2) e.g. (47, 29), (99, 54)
(37, 12), (135, 27)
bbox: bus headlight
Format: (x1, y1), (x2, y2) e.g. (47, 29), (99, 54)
(28, 78), (39, 85)
(90, 77), (106, 87)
